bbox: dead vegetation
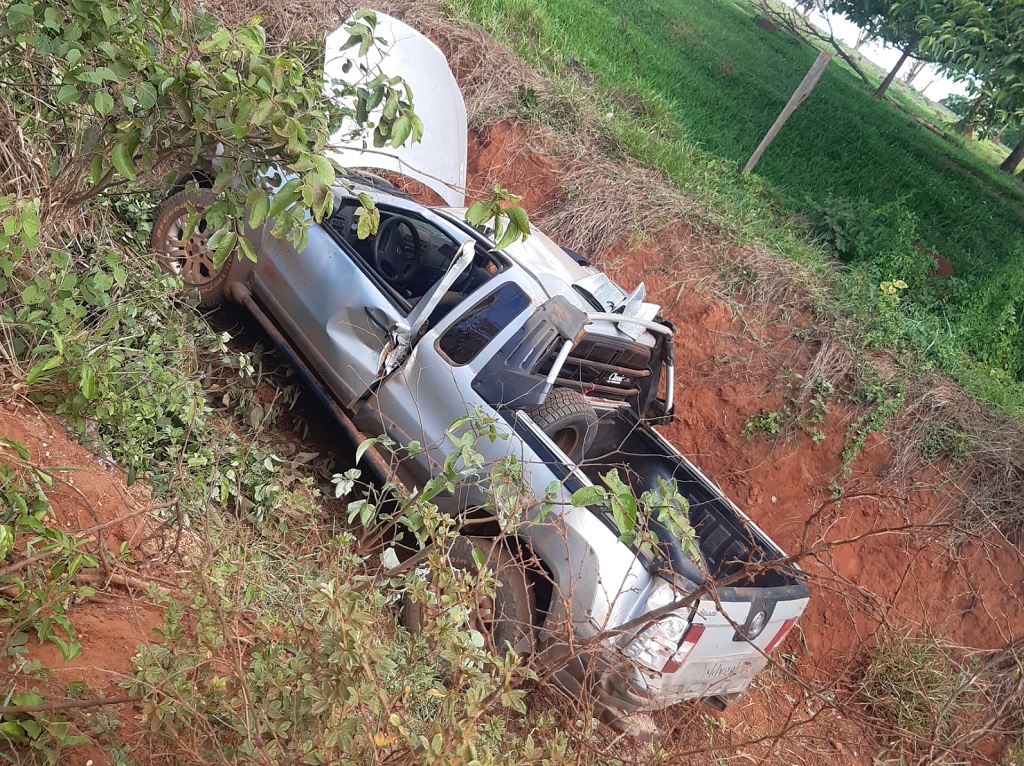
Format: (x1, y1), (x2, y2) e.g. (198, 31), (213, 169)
(0, 98), (46, 203)
(852, 630), (1024, 765)
(909, 385), (1024, 536)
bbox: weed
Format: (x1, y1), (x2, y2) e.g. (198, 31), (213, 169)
(741, 370), (833, 444)
(840, 374), (904, 479)
(918, 421), (971, 464)
(0, 690), (91, 763)
(742, 408), (786, 438)
(701, 712), (720, 740)
(1, 439), (100, 662)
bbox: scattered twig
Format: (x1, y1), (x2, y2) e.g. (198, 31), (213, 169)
(0, 694), (142, 715)
(0, 495), (179, 579)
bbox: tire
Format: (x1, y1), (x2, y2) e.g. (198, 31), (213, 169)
(404, 537), (535, 656)
(524, 387), (598, 464)
(150, 189), (235, 308)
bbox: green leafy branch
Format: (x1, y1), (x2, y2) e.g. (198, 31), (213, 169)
(0, 2), (424, 255)
(570, 469), (700, 562)
(465, 186), (531, 250)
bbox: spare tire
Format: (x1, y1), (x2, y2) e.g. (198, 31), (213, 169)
(524, 387), (598, 464)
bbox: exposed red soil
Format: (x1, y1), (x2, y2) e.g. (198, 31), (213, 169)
(465, 119), (1024, 762)
(0, 403), (168, 765)
(0, 401), (151, 553)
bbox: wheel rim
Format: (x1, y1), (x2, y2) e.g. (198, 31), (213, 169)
(157, 213), (220, 288)
(551, 426), (582, 457)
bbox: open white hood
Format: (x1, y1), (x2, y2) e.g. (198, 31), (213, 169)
(323, 12), (468, 207)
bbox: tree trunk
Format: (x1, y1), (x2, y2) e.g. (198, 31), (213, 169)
(961, 95), (986, 139)
(999, 133), (1024, 174)
(875, 35), (920, 99)
(903, 58), (927, 85)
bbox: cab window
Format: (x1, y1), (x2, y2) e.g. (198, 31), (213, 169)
(326, 201), (503, 322)
(437, 283), (530, 365)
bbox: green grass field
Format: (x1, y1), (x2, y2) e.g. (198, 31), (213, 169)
(455, 0), (1024, 408)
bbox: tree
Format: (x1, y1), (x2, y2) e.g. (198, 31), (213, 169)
(796, 0), (824, 20)
(854, 25), (872, 50)
(0, 2), (524, 262)
(1001, 135), (1024, 174)
(941, 93), (989, 139)
(903, 57), (928, 85)
(915, 0), (1024, 173)
(0, 4), (423, 257)
(825, 0), (932, 98)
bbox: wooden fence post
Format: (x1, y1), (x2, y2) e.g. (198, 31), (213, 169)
(743, 50), (831, 173)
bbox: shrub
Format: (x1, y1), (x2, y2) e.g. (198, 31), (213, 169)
(123, 523), (572, 766)
(857, 628), (983, 763)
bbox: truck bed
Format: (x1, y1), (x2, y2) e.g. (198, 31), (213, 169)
(581, 408), (800, 590)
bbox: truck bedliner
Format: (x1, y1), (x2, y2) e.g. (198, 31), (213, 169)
(582, 409), (798, 589)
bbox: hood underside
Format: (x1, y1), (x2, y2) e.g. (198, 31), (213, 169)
(323, 12), (468, 207)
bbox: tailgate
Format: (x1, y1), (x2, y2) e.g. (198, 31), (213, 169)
(641, 583), (809, 709)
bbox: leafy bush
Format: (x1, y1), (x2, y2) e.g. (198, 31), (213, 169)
(0, 439), (99, 664)
(741, 370), (833, 445)
(810, 196), (936, 289)
(123, 522), (572, 765)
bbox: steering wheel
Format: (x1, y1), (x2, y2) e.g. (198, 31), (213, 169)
(371, 215), (422, 287)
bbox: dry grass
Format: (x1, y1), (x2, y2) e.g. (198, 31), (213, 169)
(206, 0), (350, 44)
(383, 0), (547, 127)
(0, 97), (47, 202)
(800, 335), (859, 400)
(535, 155), (691, 257)
(853, 630), (1024, 764)
(205, 0), (544, 125)
(953, 407), (1024, 537)
(883, 371), (1024, 536)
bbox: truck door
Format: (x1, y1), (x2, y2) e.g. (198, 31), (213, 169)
(249, 221), (403, 409)
(362, 277), (534, 488)
(250, 200), (477, 409)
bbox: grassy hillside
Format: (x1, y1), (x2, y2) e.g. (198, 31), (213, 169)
(456, 0), (1024, 409)
(481, 0), (1024, 272)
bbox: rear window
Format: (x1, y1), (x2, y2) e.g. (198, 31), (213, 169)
(437, 283), (530, 365)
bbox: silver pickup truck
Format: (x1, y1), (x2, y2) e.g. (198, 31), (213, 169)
(149, 12), (809, 735)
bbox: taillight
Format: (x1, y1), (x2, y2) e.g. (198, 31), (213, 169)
(764, 618), (797, 654)
(663, 624), (705, 673)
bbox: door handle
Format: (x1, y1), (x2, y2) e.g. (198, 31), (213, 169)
(365, 306), (393, 334)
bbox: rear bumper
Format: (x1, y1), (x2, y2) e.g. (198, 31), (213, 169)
(553, 646), (766, 719)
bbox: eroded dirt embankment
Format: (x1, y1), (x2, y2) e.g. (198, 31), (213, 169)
(467, 118), (1024, 762)
(471, 118), (1024, 652)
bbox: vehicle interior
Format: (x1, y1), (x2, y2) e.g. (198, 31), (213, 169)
(326, 200), (504, 324)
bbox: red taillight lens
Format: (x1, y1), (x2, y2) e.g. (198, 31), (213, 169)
(764, 618), (797, 654)
(663, 624), (705, 673)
